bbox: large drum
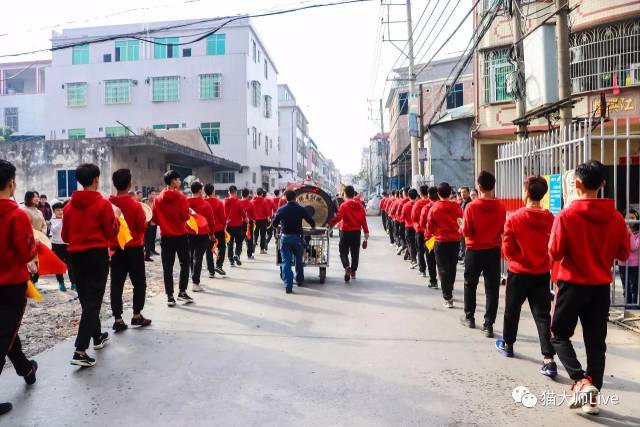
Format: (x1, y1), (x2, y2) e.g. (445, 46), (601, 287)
(288, 184), (336, 228)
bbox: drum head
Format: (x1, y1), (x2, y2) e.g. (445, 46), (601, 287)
(33, 229), (52, 249)
(292, 185), (336, 227)
(141, 203), (153, 223)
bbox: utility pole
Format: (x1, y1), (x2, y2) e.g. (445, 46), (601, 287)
(511, 0), (527, 140)
(405, 0), (420, 187)
(379, 98), (386, 192)
(555, 0), (572, 132)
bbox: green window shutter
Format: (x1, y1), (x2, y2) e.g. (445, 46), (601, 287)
(154, 37), (179, 59)
(199, 74), (221, 99)
(104, 80), (131, 104)
(152, 76), (180, 102)
(115, 40), (139, 62)
(72, 44), (89, 65)
(105, 126), (129, 137)
(200, 122), (220, 145)
(67, 82), (87, 107)
(206, 34), (226, 55)
(68, 128), (86, 140)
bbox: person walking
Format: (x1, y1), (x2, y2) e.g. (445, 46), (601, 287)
(272, 190), (316, 293)
(402, 189), (419, 268)
(386, 191), (397, 246)
(458, 186), (472, 261)
(225, 186), (246, 267)
(22, 191), (47, 234)
(143, 189), (159, 262)
(419, 186), (440, 288)
(460, 171), (506, 338)
(412, 185), (430, 278)
(426, 182), (463, 308)
(252, 188), (271, 254)
(0, 160), (39, 416)
(50, 202), (75, 292)
(241, 188), (256, 260)
(204, 184), (227, 278)
(109, 169), (152, 333)
(188, 181), (215, 292)
(618, 210), (639, 305)
(328, 185), (369, 282)
(62, 163), (119, 367)
(549, 160), (630, 415)
(152, 170), (193, 307)
(380, 192), (389, 233)
(495, 176), (557, 379)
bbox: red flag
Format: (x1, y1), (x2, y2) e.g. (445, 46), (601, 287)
(212, 240), (219, 257)
(38, 244), (67, 276)
(612, 73), (620, 96)
(193, 213), (208, 229)
(245, 223), (251, 240)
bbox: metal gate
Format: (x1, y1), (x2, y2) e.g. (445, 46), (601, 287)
(495, 118), (640, 309)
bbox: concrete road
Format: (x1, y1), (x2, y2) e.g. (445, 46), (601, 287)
(3, 221), (640, 426)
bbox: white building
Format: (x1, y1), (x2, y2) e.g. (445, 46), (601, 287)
(44, 17), (279, 191)
(277, 84), (308, 187)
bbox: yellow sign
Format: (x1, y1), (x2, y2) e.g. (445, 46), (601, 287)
(541, 175), (550, 210)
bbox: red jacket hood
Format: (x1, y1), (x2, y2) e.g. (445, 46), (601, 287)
(518, 207), (555, 231)
(155, 188), (185, 204)
(109, 194), (138, 213)
(70, 190), (105, 209)
(470, 198), (504, 212)
(0, 198), (19, 217)
(109, 194), (146, 248)
(568, 199), (618, 224)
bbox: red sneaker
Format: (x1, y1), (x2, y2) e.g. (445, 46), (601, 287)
(569, 377), (599, 409)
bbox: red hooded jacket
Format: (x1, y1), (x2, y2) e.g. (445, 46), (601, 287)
(224, 196), (245, 228)
(419, 200), (434, 234)
(109, 194), (147, 249)
(503, 208), (554, 274)
(0, 199), (37, 285)
(411, 198), (429, 233)
(188, 197), (215, 235)
(328, 198), (369, 234)
(402, 199), (416, 228)
(252, 196), (271, 220)
(63, 191), (119, 252)
(463, 198), (507, 250)
(242, 198), (254, 222)
(426, 200), (463, 242)
(395, 198), (410, 221)
(379, 197), (388, 212)
(152, 189), (190, 237)
(549, 199), (630, 285)
(205, 196), (226, 232)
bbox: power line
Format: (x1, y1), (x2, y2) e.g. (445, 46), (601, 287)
(411, 0), (460, 68)
(0, 0), (375, 59)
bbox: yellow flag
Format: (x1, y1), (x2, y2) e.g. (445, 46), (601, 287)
(225, 230), (231, 242)
(186, 216), (199, 234)
(26, 280), (42, 301)
(117, 217), (133, 250)
(425, 236), (436, 252)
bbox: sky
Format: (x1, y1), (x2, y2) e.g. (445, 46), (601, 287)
(0, 0), (473, 175)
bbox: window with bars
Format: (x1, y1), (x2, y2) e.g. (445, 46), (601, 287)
(398, 92), (408, 115)
(4, 107), (18, 132)
(446, 83), (464, 109)
(214, 171), (235, 183)
(105, 126), (130, 137)
(200, 74), (222, 99)
(481, 48), (515, 104)
(570, 20), (640, 94)
(200, 122), (220, 145)
(206, 34), (226, 55)
(251, 81), (261, 107)
(72, 44), (89, 65)
(104, 79), (131, 104)
(67, 82), (87, 107)
(152, 76), (180, 102)
(252, 127), (257, 149)
(264, 95), (272, 118)
(154, 37), (179, 59)
(115, 40), (139, 62)
(68, 128), (86, 140)
(264, 59), (268, 79)
(252, 40), (257, 63)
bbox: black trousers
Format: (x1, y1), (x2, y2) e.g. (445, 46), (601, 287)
(397, 222), (406, 249)
(52, 242), (75, 285)
(266, 221), (274, 249)
(551, 282), (610, 390)
(144, 224), (157, 257)
(503, 271), (555, 357)
(426, 246), (438, 285)
(206, 230), (226, 274)
(435, 241), (459, 301)
(381, 211), (388, 232)
(160, 235), (190, 296)
(387, 216), (395, 244)
(405, 227), (417, 263)
(70, 248), (109, 351)
(189, 234), (210, 285)
(110, 246), (146, 318)
(246, 221), (255, 257)
(416, 232), (427, 273)
(0, 283), (31, 377)
(227, 226), (244, 261)
(255, 219), (268, 251)
(339, 230), (361, 272)
(463, 248), (501, 326)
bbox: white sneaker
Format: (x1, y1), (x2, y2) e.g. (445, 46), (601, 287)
(192, 284), (203, 292)
(581, 402), (599, 415)
(443, 299), (454, 309)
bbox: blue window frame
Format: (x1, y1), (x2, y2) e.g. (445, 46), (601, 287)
(72, 44), (89, 65)
(446, 83), (464, 109)
(57, 170), (77, 198)
(206, 34), (226, 55)
(154, 37), (179, 59)
(398, 92), (408, 115)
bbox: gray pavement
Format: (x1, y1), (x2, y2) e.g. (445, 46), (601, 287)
(3, 221), (640, 426)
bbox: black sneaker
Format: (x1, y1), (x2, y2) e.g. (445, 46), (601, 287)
(285, 288), (293, 294)
(459, 316), (475, 329)
(540, 361), (558, 378)
(93, 332), (110, 349)
(0, 402), (13, 415)
(344, 267), (351, 282)
(234, 256), (242, 266)
(112, 320), (128, 333)
(131, 315), (152, 328)
(24, 360), (37, 385)
(215, 267), (226, 276)
(208, 272), (216, 278)
(70, 352), (96, 368)
(167, 296), (176, 307)
(177, 292), (194, 304)
(481, 325), (494, 338)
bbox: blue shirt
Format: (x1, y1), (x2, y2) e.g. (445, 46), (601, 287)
(272, 201), (315, 235)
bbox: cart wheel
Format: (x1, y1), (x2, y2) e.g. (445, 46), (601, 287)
(319, 267), (326, 284)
